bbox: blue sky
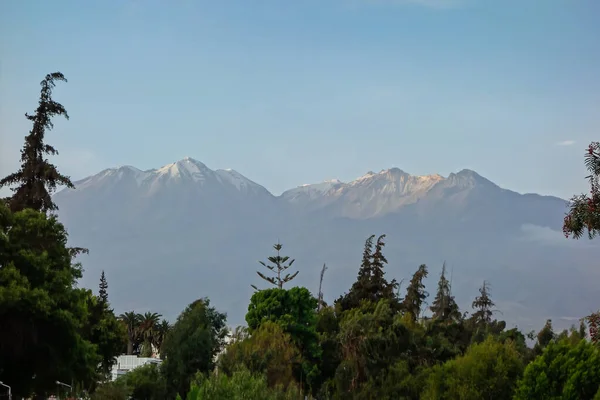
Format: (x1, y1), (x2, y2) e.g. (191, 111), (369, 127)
(1, 0), (599, 198)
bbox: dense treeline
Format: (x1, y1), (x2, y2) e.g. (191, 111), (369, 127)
(1, 72), (600, 399)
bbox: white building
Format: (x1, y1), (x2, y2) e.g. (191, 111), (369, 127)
(110, 355), (162, 381)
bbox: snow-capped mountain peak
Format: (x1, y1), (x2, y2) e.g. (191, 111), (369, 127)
(64, 157), (272, 199)
(154, 157), (211, 182)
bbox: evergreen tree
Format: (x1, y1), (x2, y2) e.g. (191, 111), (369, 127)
(536, 319), (555, 349)
(251, 242), (299, 290)
(337, 234), (399, 311)
(0, 72), (75, 213)
(430, 262), (460, 322)
(402, 264), (429, 321)
(99, 270), (109, 304)
(471, 280), (495, 325)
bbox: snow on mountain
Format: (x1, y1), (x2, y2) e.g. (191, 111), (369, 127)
(281, 179), (344, 203)
(280, 167), (446, 218)
(67, 157), (271, 198)
(64, 159), (512, 220)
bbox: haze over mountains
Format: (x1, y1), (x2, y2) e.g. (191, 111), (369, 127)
(54, 157), (600, 331)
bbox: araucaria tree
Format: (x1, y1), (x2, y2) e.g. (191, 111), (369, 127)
(99, 270), (109, 304)
(0, 72), (75, 213)
(252, 242), (299, 290)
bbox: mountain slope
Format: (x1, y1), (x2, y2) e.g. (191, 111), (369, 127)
(53, 158), (599, 332)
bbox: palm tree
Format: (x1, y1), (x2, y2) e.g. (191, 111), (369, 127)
(138, 312), (162, 357)
(154, 319), (172, 357)
(119, 311), (141, 355)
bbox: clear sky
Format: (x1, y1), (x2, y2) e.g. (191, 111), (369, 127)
(1, 0), (599, 199)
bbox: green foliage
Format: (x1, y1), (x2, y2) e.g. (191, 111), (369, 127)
(161, 298), (228, 398)
(515, 338), (600, 399)
(83, 291), (128, 379)
(422, 337), (524, 400)
(336, 234), (400, 312)
(245, 286), (321, 390)
(219, 321), (300, 388)
(430, 262), (460, 323)
(402, 264), (429, 321)
(563, 141), (600, 239)
(117, 363), (167, 400)
(91, 380), (130, 400)
(0, 72), (74, 213)
(186, 367), (305, 400)
(252, 242), (299, 290)
(470, 280), (495, 326)
(99, 270), (109, 304)
(334, 300), (411, 397)
(118, 311), (170, 357)
(0, 203), (98, 397)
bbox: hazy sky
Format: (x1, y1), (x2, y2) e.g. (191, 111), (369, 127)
(1, 0), (599, 198)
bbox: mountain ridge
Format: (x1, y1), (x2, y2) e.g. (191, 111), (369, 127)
(52, 156), (594, 332)
(65, 156), (565, 206)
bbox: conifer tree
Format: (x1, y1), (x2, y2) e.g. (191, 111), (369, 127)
(430, 262), (460, 322)
(0, 72), (75, 213)
(337, 234), (399, 311)
(536, 319), (555, 349)
(99, 270), (109, 304)
(251, 242), (298, 290)
(471, 280), (495, 325)
(317, 263), (328, 311)
(402, 264), (429, 321)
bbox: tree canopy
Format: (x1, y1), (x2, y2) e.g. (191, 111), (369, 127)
(0, 72), (74, 213)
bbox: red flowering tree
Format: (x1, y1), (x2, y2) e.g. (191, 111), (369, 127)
(563, 141), (600, 345)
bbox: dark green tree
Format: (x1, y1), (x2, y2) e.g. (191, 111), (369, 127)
(161, 298), (228, 398)
(245, 287), (321, 391)
(99, 270), (109, 304)
(423, 337), (524, 400)
(515, 338), (600, 399)
(471, 280), (495, 326)
(0, 203), (97, 397)
(0, 72), (75, 213)
(118, 363), (167, 400)
(535, 319), (556, 353)
(337, 234), (399, 312)
(252, 243), (299, 290)
(402, 264), (429, 321)
(83, 292), (127, 382)
(430, 262), (460, 323)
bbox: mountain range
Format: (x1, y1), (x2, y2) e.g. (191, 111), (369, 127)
(54, 157), (600, 331)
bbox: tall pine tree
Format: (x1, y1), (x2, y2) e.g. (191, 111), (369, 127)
(471, 280), (495, 325)
(251, 242), (299, 290)
(99, 270), (109, 304)
(337, 234), (399, 311)
(402, 264), (429, 321)
(430, 262), (460, 322)
(0, 72), (75, 213)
